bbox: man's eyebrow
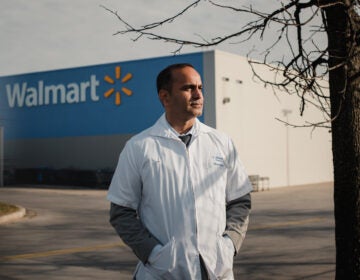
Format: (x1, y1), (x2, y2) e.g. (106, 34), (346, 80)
(180, 84), (202, 89)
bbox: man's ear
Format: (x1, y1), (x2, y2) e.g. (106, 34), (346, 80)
(158, 89), (170, 106)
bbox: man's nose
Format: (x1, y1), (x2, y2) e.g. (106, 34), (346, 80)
(192, 87), (202, 98)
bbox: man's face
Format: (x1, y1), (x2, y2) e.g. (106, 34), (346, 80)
(160, 66), (204, 121)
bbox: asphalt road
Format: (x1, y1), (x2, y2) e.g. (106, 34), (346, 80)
(0, 183), (335, 280)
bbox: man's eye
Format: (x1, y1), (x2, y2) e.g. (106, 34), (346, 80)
(182, 85), (202, 91)
(182, 86), (193, 91)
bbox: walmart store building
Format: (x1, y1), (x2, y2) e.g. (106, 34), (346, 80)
(0, 50), (333, 188)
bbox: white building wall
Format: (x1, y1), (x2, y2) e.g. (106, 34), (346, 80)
(203, 50), (333, 188)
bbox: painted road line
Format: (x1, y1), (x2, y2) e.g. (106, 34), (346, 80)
(0, 242), (125, 261)
(1, 217), (329, 261)
(250, 217), (327, 230)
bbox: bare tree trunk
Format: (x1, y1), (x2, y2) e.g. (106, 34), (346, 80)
(325, 2), (360, 278)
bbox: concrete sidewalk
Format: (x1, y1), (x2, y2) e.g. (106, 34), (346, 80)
(0, 182), (335, 279)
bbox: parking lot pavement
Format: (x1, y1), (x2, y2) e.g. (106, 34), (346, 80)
(236, 182), (335, 279)
(0, 182), (334, 279)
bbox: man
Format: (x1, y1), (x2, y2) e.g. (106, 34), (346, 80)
(107, 63), (252, 279)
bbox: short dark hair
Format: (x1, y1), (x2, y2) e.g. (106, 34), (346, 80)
(156, 63), (195, 93)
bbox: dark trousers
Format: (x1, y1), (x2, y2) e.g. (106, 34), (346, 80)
(200, 255), (209, 280)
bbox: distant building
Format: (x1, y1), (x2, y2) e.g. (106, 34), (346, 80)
(0, 50), (333, 188)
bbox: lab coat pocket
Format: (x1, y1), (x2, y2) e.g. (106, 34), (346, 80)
(146, 237), (176, 276)
(214, 236), (235, 279)
(203, 154), (227, 204)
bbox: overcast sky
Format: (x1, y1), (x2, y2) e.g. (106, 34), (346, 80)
(0, 0), (325, 77)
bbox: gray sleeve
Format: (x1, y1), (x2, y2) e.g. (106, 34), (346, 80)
(109, 203), (161, 264)
(224, 192), (251, 255)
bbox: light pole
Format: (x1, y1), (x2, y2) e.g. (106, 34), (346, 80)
(0, 127), (3, 187)
(282, 109), (292, 187)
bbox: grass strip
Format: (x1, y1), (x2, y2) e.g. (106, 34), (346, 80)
(0, 202), (19, 217)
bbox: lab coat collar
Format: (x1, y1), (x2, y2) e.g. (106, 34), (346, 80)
(149, 113), (211, 140)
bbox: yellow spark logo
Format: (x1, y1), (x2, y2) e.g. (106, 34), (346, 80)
(104, 66), (133, 105)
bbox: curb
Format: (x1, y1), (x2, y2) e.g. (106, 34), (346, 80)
(0, 206), (26, 224)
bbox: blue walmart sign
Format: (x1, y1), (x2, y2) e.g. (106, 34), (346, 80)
(0, 53), (204, 139)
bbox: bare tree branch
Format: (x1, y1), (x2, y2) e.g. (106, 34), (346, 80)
(101, 0), (360, 128)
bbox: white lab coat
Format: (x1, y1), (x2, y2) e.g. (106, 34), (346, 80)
(108, 114), (252, 279)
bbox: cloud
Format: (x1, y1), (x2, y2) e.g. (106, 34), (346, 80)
(0, 0), (327, 76)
